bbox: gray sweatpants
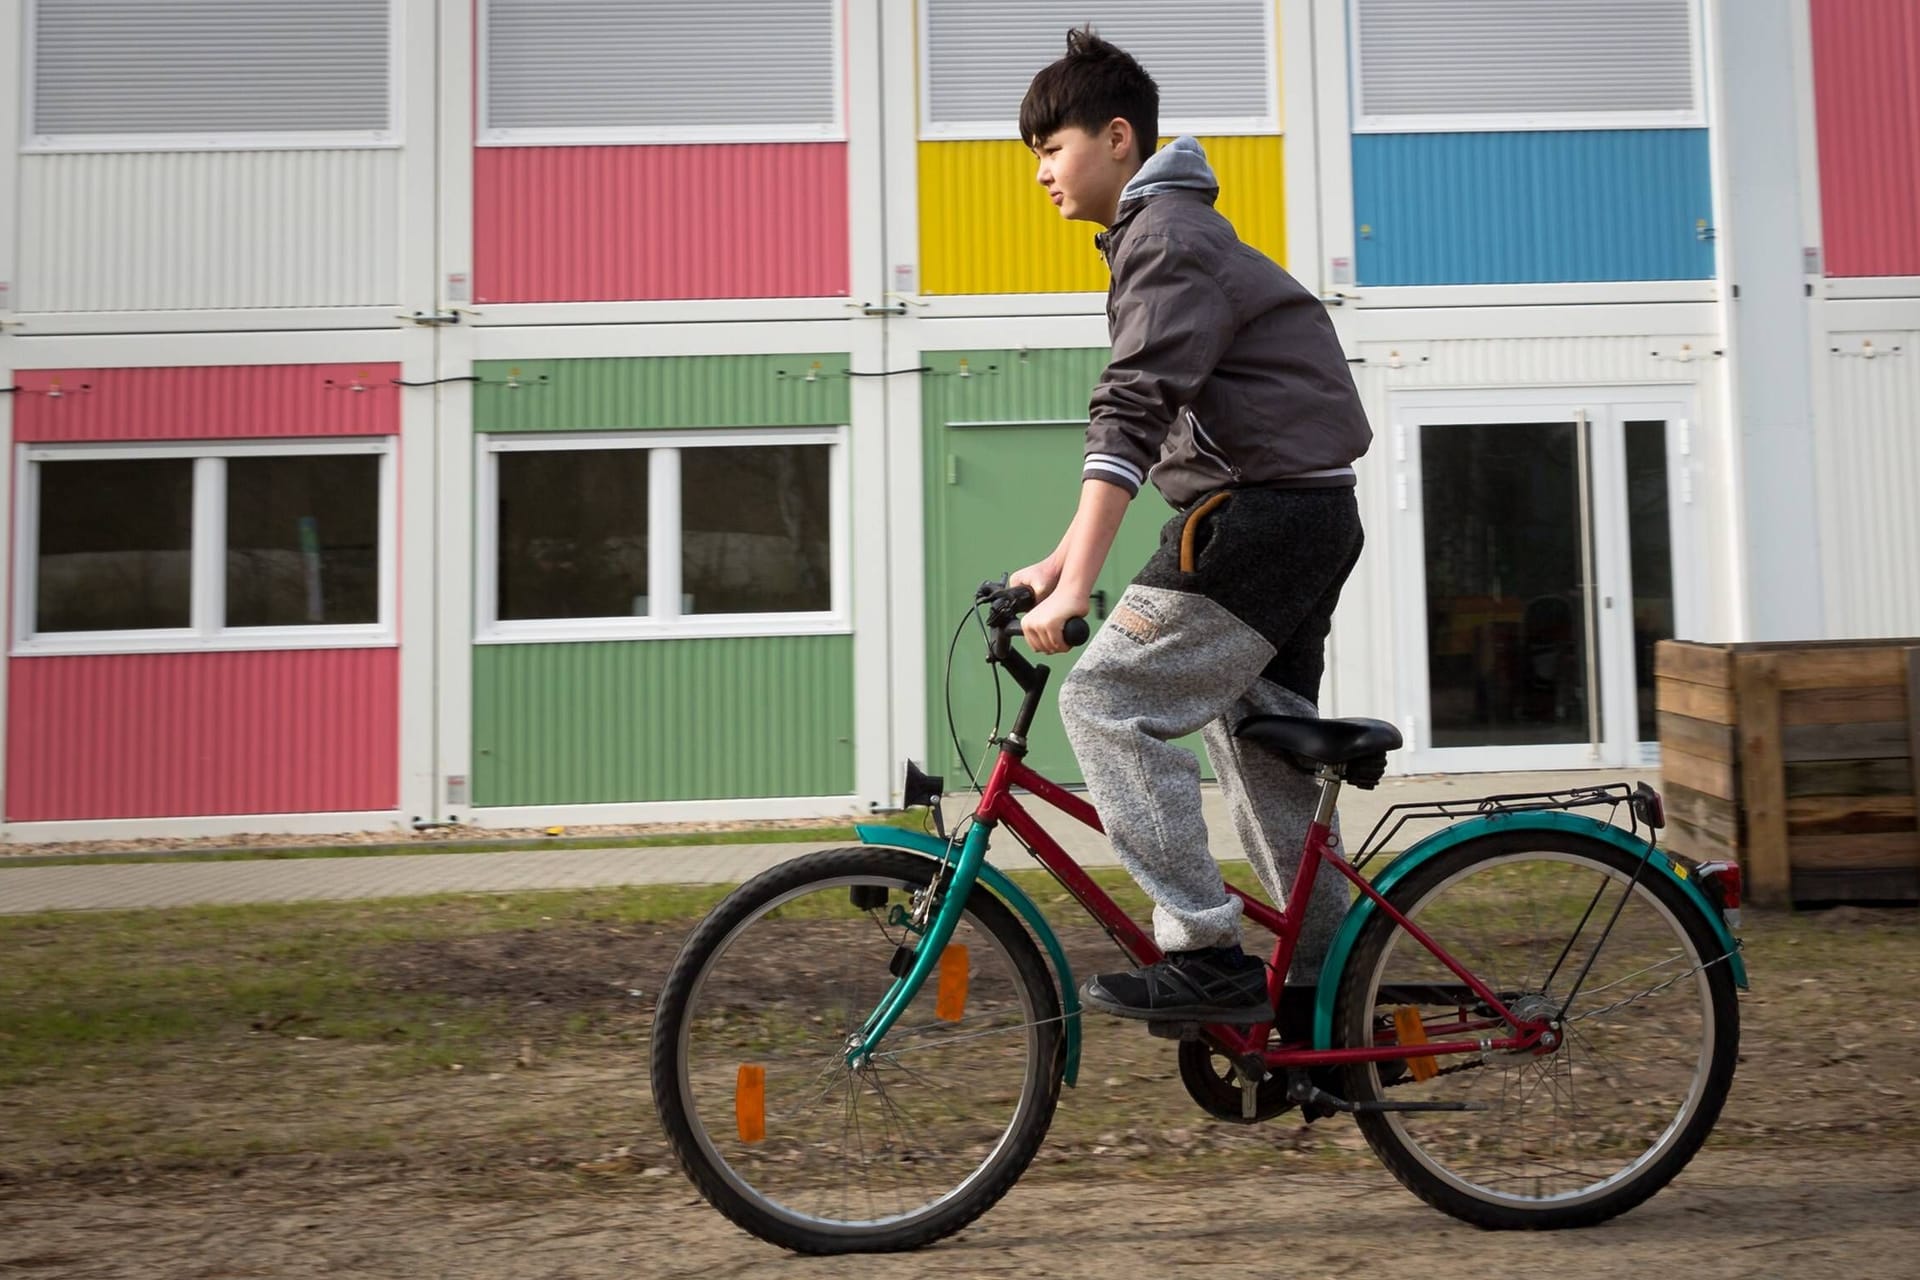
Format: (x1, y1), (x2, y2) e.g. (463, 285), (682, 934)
(1058, 488), (1363, 977)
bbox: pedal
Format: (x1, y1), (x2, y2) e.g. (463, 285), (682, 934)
(1239, 1071), (1259, 1121)
(1145, 1020), (1203, 1041)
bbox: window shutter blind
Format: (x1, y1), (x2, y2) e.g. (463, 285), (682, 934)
(485, 0), (838, 136)
(924, 0), (1273, 137)
(32, 0), (391, 138)
(1354, 0), (1698, 125)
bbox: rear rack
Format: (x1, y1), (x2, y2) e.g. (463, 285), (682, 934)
(1351, 781), (1662, 873)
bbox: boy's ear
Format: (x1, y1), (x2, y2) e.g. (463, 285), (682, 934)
(1105, 117), (1136, 161)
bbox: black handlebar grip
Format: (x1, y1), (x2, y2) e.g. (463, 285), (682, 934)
(1006, 615), (1093, 649)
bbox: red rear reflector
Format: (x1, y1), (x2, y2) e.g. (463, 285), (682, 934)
(1698, 861), (1742, 909)
(1696, 860), (1743, 929)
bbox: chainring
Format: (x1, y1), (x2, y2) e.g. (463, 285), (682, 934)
(1175, 1039), (1298, 1124)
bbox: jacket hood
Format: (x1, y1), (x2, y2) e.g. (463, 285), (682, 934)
(1118, 135), (1218, 208)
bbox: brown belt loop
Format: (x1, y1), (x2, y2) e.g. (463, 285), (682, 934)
(1179, 492), (1232, 572)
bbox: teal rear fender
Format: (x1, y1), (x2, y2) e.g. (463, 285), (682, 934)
(854, 824), (1081, 1087)
(1311, 811), (1750, 1049)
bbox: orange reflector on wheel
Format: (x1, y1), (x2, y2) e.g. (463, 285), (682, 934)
(735, 1064), (766, 1143)
(1393, 1006), (1440, 1082)
(936, 945), (970, 1022)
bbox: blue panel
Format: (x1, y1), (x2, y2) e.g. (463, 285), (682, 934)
(1353, 130), (1715, 285)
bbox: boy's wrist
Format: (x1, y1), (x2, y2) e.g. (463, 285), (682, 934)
(1051, 576), (1094, 606)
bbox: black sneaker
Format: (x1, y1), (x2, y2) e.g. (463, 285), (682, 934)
(1081, 946), (1271, 1024)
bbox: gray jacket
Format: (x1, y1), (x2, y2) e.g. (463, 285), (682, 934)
(1085, 137), (1372, 508)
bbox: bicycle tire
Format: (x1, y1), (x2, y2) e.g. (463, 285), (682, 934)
(1334, 829), (1740, 1230)
(649, 846), (1065, 1254)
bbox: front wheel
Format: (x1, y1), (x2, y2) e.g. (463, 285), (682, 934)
(649, 846), (1064, 1254)
(1335, 830), (1740, 1229)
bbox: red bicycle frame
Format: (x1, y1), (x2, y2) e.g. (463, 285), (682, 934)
(971, 749), (1550, 1071)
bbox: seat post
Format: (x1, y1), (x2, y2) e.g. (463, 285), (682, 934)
(1313, 764), (1343, 828)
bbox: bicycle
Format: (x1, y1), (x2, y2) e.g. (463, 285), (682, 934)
(649, 583), (1747, 1254)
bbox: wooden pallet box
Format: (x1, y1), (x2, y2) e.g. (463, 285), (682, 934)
(1655, 639), (1920, 906)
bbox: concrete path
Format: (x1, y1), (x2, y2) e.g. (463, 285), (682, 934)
(0, 770), (1655, 915)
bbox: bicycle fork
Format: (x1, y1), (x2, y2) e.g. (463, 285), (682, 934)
(846, 821), (995, 1067)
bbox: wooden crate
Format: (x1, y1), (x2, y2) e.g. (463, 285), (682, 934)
(1655, 638), (1920, 906)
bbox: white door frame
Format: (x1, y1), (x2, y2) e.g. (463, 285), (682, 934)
(1390, 385), (1700, 773)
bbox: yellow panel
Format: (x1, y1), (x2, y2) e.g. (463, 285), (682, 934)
(919, 136), (1287, 296)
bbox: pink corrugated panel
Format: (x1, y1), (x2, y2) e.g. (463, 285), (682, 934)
(1811, 0), (1920, 276)
(5, 649), (399, 821)
(474, 143), (850, 302)
(13, 364), (402, 442)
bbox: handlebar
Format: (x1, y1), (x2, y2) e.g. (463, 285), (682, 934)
(957, 579), (1092, 754)
(1007, 617), (1091, 647)
(975, 579), (1091, 651)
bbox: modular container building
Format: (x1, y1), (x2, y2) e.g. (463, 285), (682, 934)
(1, 0), (1915, 839)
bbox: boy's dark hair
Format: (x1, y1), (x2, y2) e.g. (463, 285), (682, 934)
(1019, 27), (1158, 163)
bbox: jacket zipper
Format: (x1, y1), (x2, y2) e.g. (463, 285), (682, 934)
(1187, 409), (1243, 481)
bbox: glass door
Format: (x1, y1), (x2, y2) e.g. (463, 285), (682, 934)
(1395, 396), (1691, 772)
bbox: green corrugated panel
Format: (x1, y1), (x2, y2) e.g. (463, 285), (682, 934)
(921, 349), (1110, 425)
(472, 636), (855, 805)
(921, 349), (1211, 785)
(473, 354), (851, 433)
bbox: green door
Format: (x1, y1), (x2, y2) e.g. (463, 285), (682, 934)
(922, 350), (1207, 785)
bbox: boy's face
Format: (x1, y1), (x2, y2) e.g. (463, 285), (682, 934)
(1031, 119), (1139, 227)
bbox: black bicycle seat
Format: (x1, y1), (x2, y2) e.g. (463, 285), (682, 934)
(1232, 715), (1402, 765)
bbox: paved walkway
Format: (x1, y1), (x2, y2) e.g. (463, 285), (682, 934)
(0, 770), (1655, 915)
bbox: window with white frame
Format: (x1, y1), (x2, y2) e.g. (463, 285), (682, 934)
(15, 441), (395, 652)
(1351, 0), (1704, 133)
(482, 430), (847, 641)
(480, 0), (843, 145)
(26, 0), (396, 152)
(921, 0), (1276, 140)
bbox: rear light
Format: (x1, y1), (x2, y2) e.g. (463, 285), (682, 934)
(1631, 783), (1666, 830)
(1696, 861), (1742, 930)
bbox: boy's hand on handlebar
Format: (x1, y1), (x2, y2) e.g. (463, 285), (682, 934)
(1008, 558), (1062, 603)
(1021, 590), (1088, 655)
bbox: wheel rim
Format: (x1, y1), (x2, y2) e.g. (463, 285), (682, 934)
(674, 873), (1048, 1236)
(1359, 850), (1719, 1210)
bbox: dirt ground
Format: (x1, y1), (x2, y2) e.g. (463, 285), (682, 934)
(2, 1147), (1914, 1280)
(3, 902), (1917, 1279)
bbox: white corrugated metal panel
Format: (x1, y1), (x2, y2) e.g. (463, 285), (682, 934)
(483, 0), (837, 136)
(923, 0), (1274, 136)
(1355, 336), (1714, 388)
(1354, 0), (1699, 127)
(16, 150), (400, 312)
(30, 0), (390, 140)
(1819, 335), (1920, 639)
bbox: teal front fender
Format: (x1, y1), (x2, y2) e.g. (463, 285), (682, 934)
(1311, 811), (1750, 1049)
(854, 824), (1081, 1087)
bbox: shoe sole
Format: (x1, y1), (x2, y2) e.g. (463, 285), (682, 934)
(1079, 985), (1272, 1026)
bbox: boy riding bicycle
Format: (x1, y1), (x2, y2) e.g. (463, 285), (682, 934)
(1011, 29), (1373, 1026)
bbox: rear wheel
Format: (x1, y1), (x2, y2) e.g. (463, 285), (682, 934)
(649, 847), (1064, 1254)
(1335, 830), (1739, 1229)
